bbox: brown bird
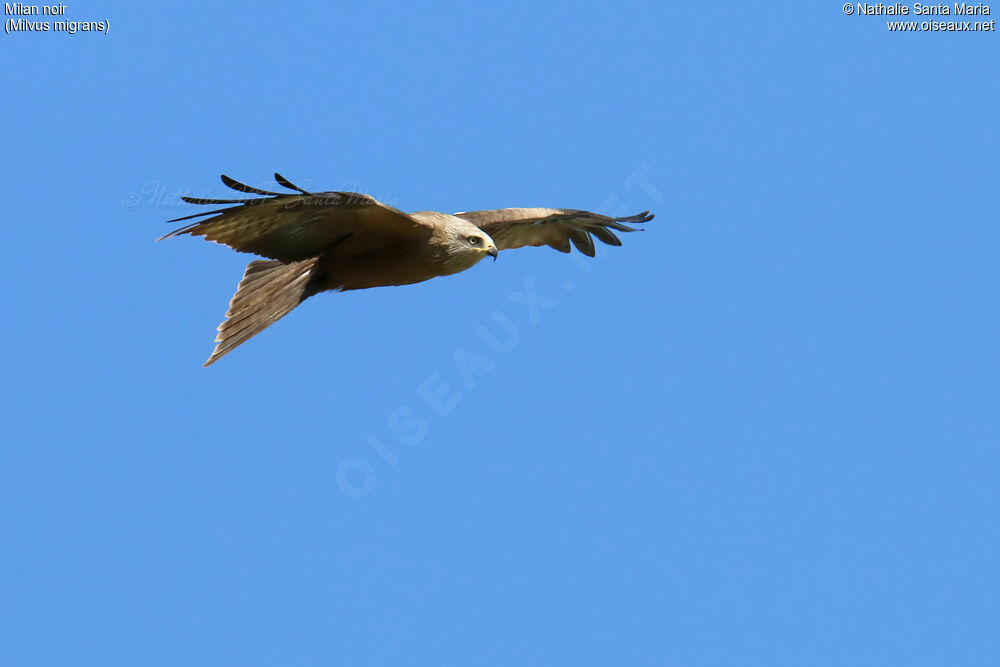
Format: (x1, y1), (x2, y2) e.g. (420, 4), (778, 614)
(160, 173), (653, 366)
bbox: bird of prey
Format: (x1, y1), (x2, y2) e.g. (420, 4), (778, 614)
(160, 173), (654, 366)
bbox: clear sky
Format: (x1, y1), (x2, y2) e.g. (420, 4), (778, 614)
(2, 1), (998, 665)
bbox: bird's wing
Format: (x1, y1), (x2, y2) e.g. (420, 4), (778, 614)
(453, 208), (653, 257)
(158, 173), (431, 262)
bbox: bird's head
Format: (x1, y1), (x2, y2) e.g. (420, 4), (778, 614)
(410, 211), (498, 273)
(457, 228), (498, 262)
(439, 215), (498, 264)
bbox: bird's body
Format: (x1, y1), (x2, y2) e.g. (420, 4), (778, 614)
(160, 174), (653, 366)
(312, 211), (491, 290)
(313, 239), (444, 290)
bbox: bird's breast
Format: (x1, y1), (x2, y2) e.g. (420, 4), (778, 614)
(313, 242), (453, 292)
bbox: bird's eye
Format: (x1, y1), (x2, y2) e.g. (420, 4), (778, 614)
(467, 237), (481, 246)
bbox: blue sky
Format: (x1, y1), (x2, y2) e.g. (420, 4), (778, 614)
(2, 1), (998, 665)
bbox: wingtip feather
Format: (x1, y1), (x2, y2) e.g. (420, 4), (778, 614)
(221, 174), (283, 196)
(274, 172), (312, 195)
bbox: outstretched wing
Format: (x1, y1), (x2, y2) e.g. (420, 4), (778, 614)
(159, 173), (430, 262)
(453, 208), (653, 257)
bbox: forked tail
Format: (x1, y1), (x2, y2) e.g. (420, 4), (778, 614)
(204, 258), (319, 366)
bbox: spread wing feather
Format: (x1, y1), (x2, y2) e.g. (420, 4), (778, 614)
(159, 174), (430, 262)
(220, 174), (285, 196)
(453, 208), (652, 257)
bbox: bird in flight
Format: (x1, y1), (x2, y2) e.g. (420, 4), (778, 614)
(160, 173), (654, 366)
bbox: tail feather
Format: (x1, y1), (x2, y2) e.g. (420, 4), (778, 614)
(204, 258), (318, 366)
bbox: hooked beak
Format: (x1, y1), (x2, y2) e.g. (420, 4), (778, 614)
(487, 246), (498, 261)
